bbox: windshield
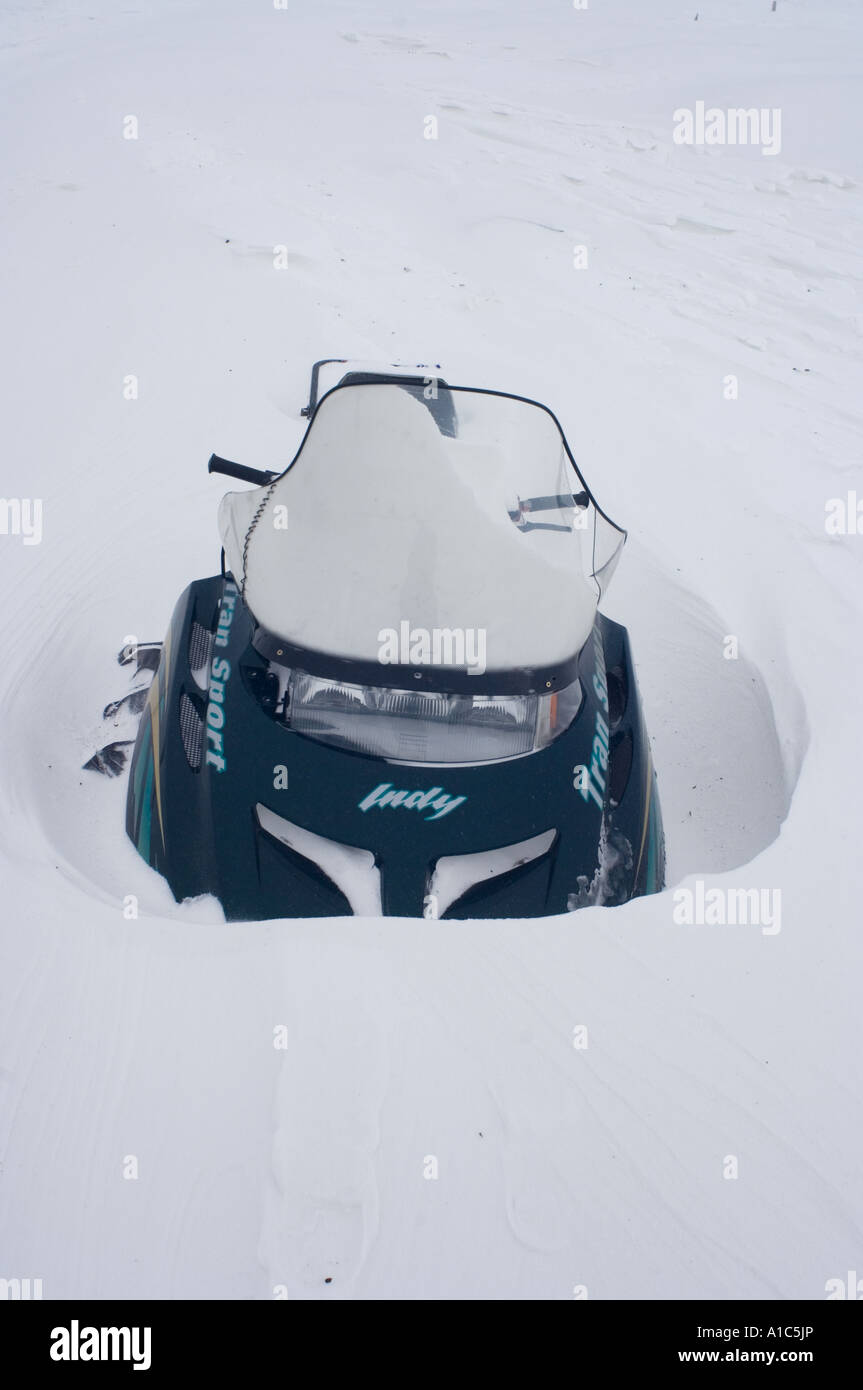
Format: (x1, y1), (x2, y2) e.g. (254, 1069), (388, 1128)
(219, 380), (625, 683)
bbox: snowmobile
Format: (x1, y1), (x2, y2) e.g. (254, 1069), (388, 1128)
(89, 360), (664, 919)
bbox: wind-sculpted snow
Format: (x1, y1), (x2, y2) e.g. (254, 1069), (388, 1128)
(0, 0), (861, 1300)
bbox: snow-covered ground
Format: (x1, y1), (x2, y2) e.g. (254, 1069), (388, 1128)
(1, 0), (862, 1299)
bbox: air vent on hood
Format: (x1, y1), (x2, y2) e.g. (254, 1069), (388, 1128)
(179, 691), (205, 770)
(256, 804), (382, 916)
(188, 620), (215, 690)
(607, 727), (634, 808)
(427, 829), (557, 918)
(606, 663), (628, 729)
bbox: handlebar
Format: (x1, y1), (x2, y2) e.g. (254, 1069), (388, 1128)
(208, 454), (277, 486)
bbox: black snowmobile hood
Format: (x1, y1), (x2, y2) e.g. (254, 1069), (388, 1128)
(126, 575), (663, 919)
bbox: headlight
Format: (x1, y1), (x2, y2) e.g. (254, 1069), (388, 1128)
(282, 669), (582, 764)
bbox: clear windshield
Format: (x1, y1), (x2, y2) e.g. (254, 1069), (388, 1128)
(220, 381), (625, 678)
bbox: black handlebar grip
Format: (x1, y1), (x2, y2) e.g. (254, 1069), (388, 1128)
(208, 454), (277, 486)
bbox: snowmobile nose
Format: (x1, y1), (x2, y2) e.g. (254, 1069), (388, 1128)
(255, 803), (561, 919)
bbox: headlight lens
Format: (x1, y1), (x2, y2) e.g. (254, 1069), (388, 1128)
(282, 669), (582, 764)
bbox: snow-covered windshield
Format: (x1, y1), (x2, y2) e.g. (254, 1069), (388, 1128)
(219, 380), (625, 679)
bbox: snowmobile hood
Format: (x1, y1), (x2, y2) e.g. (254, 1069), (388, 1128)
(123, 574), (664, 919)
(219, 380), (625, 682)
